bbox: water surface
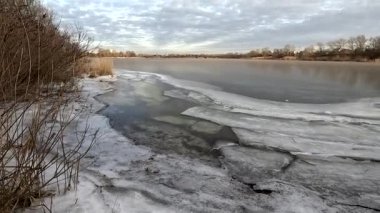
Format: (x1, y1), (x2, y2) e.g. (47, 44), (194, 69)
(114, 58), (380, 103)
(97, 77), (237, 165)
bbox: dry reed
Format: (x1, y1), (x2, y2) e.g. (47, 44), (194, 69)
(78, 57), (114, 77)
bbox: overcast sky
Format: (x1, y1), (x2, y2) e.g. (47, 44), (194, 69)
(44, 0), (380, 53)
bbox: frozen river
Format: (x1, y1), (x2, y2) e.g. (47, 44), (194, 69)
(114, 58), (380, 103)
(84, 59), (380, 212)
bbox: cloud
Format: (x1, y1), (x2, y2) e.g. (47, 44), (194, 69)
(44, 0), (380, 53)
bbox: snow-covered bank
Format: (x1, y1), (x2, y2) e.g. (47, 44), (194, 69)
(27, 70), (380, 212)
(25, 76), (174, 212)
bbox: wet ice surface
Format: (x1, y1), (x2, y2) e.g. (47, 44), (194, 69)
(97, 76), (238, 165)
(42, 70), (380, 213)
(114, 70), (380, 212)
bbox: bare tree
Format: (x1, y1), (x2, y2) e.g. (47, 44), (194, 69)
(300, 45), (315, 58)
(316, 42), (325, 53)
(261, 47), (272, 57)
(355, 35), (367, 52)
(369, 36), (380, 50)
(347, 37), (356, 51)
(305, 46), (315, 54)
(283, 44), (296, 56)
(327, 38), (347, 51)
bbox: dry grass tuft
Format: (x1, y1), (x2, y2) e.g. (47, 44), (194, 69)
(77, 58), (114, 77)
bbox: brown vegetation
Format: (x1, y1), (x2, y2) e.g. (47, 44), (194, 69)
(1, 0), (94, 212)
(78, 57), (114, 77)
(0, 0), (91, 100)
(135, 35), (380, 62)
(90, 48), (136, 57)
(296, 35), (380, 61)
(245, 36), (380, 61)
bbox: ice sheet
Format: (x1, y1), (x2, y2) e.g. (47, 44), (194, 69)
(115, 70), (380, 211)
(118, 70), (380, 125)
(25, 71), (380, 212)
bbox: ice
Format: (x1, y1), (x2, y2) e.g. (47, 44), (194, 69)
(252, 180), (343, 213)
(154, 115), (222, 134)
(216, 141), (293, 183)
(164, 89), (213, 104)
(234, 128), (380, 161)
(119, 70), (380, 125)
(99, 80), (168, 107)
(190, 121), (223, 134)
(133, 81), (169, 105)
(188, 104), (380, 209)
(153, 115), (197, 126)
(281, 156), (380, 210)
(25, 71), (380, 212)
(118, 69), (222, 91)
(186, 106), (380, 145)
(24, 76), (168, 213)
(182, 106), (380, 159)
(124, 120), (213, 160)
(115, 68), (379, 211)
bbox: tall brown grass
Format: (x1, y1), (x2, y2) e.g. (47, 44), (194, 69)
(0, 0), (95, 212)
(78, 57), (114, 78)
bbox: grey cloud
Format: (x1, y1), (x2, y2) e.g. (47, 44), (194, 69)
(45, 0), (380, 53)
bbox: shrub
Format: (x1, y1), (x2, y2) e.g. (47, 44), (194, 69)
(0, 95), (97, 212)
(0, 0), (90, 101)
(0, 0), (94, 212)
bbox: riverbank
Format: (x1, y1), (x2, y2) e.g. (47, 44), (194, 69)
(121, 56), (380, 66)
(24, 72), (380, 212)
(109, 56), (380, 64)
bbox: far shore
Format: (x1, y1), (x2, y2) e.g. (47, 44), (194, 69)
(110, 56), (380, 65)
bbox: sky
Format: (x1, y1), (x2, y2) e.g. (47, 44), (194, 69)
(44, 0), (380, 54)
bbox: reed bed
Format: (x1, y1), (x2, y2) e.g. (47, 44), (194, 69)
(78, 57), (114, 78)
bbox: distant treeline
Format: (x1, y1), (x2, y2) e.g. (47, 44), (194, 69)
(92, 35), (380, 61)
(291, 35), (380, 61)
(89, 48), (137, 57)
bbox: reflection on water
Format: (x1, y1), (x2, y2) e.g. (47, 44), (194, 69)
(114, 58), (380, 103)
(97, 78), (238, 164)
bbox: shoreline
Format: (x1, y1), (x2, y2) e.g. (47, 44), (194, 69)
(113, 56), (380, 65)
